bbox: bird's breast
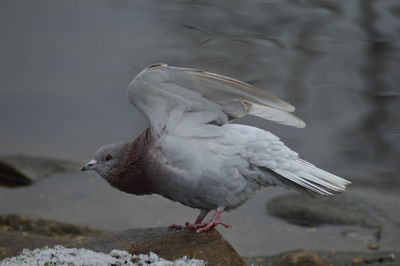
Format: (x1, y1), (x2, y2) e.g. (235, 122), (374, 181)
(145, 142), (255, 211)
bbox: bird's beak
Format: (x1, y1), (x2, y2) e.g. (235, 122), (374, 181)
(81, 159), (97, 172)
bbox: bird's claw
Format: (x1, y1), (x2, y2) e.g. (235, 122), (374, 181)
(185, 222), (208, 230)
(168, 222), (207, 231)
(169, 208), (231, 232)
(196, 221), (231, 233)
(168, 221), (231, 232)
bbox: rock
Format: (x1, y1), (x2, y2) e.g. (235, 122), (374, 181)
(0, 215), (245, 265)
(0, 155), (81, 187)
(0, 247), (10, 255)
(368, 244), (380, 250)
(280, 250), (327, 266)
(72, 227), (246, 266)
(1, 246), (206, 266)
(245, 250), (399, 266)
(352, 256), (363, 264)
(0, 232), (70, 260)
(0, 214), (101, 239)
(0, 161), (30, 187)
(0, 214), (101, 260)
(267, 193), (382, 228)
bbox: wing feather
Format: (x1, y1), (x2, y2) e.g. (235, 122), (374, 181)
(188, 69), (295, 112)
(128, 64), (305, 134)
(248, 103), (306, 128)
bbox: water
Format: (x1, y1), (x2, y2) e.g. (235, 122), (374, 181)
(0, 0), (399, 256)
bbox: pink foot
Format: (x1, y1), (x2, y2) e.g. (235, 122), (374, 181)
(168, 208), (231, 233)
(196, 209), (231, 233)
(185, 222), (208, 230)
(196, 220), (231, 232)
(168, 222), (207, 231)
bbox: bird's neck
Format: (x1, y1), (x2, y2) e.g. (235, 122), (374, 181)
(107, 128), (156, 195)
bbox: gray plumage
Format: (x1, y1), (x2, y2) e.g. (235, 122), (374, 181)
(82, 64), (350, 229)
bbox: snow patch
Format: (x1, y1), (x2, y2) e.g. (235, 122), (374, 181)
(1, 245), (206, 266)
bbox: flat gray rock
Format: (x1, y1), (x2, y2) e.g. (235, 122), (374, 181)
(0, 214), (101, 260)
(267, 193), (384, 228)
(245, 250), (399, 266)
(0, 155), (81, 187)
(0, 214), (245, 265)
(72, 227), (246, 266)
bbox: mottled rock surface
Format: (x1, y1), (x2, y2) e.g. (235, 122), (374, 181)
(244, 250), (399, 266)
(0, 214), (101, 239)
(0, 155), (81, 187)
(0, 232), (70, 260)
(0, 214), (100, 260)
(0, 215), (245, 265)
(267, 193), (385, 228)
(72, 227), (246, 266)
(1, 246), (206, 266)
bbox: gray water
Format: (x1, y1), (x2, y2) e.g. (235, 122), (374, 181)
(0, 0), (399, 256)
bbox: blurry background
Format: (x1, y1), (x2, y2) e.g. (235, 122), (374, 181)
(0, 0), (399, 257)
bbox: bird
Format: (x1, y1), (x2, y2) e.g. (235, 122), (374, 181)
(82, 63), (351, 232)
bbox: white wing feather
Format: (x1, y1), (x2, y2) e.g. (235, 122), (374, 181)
(127, 64), (305, 135)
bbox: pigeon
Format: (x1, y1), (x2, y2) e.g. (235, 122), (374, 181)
(82, 63), (351, 232)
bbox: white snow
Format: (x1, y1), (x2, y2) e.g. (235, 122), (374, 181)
(0, 245), (206, 266)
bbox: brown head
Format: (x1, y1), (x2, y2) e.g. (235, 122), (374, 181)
(82, 129), (155, 195)
(81, 142), (128, 179)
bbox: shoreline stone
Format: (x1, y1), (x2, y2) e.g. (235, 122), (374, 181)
(0, 155), (81, 187)
(0, 214), (246, 265)
(0, 214), (101, 239)
(0, 214), (101, 260)
(72, 227), (246, 265)
(244, 250), (399, 266)
(267, 193), (383, 228)
(2, 214), (398, 265)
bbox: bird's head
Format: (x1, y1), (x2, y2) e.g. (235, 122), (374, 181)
(82, 142), (127, 178)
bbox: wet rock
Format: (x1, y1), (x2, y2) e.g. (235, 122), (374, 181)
(0, 214), (101, 239)
(0, 155), (81, 187)
(368, 244), (380, 250)
(267, 193), (383, 228)
(280, 250), (327, 266)
(72, 227), (246, 266)
(0, 232), (70, 260)
(1, 245), (206, 266)
(245, 250), (399, 266)
(0, 247), (10, 256)
(247, 250), (330, 266)
(0, 215), (245, 265)
(0, 214), (101, 260)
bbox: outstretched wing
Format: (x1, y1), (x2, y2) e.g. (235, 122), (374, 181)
(127, 63), (305, 135)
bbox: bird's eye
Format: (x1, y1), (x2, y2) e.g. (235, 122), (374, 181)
(105, 154), (113, 161)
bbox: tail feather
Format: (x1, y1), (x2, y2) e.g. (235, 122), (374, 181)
(268, 159), (351, 196)
(298, 159), (351, 190)
(274, 169), (334, 196)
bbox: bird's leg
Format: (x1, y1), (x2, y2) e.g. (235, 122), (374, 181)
(184, 209), (210, 229)
(168, 209), (209, 231)
(195, 209), (209, 224)
(196, 207), (231, 233)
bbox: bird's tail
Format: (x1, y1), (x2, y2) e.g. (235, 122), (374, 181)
(266, 159), (351, 196)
